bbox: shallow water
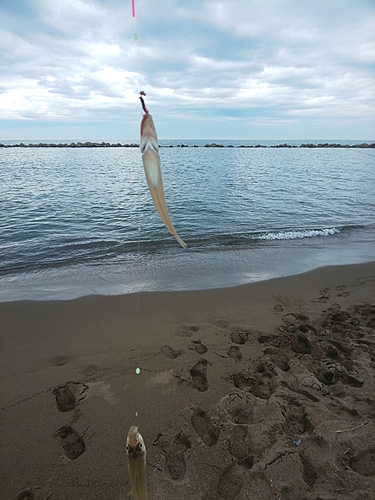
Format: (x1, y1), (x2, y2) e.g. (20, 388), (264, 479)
(1, 140), (374, 300)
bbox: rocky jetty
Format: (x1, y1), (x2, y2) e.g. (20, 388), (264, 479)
(0, 141), (139, 148)
(299, 142), (374, 148)
(0, 141), (374, 149)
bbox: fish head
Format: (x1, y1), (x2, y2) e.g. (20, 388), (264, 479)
(140, 113), (158, 153)
(127, 425), (146, 460)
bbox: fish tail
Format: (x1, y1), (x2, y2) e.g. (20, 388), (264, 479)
(174, 233), (188, 249)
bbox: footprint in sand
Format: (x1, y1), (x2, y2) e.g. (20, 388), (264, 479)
(177, 324), (200, 338)
(300, 454), (318, 486)
(316, 288), (330, 303)
(189, 340), (208, 354)
(336, 285), (350, 297)
(264, 348), (290, 372)
(291, 333), (312, 354)
(217, 463), (243, 499)
(15, 491), (34, 500)
(161, 345), (182, 359)
(191, 408), (218, 446)
(53, 384), (76, 412)
(228, 346), (242, 361)
(164, 433), (191, 482)
(230, 331), (247, 345)
(231, 405), (252, 425)
(189, 359), (208, 392)
(285, 401), (313, 435)
(54, 425), (85, 460)
(227, 425), (252, 461)
(53, 382), (88, 412)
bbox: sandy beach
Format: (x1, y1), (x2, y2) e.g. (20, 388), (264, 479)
(1, 261), (375, 500)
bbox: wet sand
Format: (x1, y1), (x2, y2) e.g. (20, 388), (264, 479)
(1, 262), (375, 499)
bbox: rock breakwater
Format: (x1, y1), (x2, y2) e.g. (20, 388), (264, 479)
(1, 141), (374, 148)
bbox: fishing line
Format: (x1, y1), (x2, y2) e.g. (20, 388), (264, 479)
(132, 0), (142, 89)
(131, 0), (143, 268)
(131, 0), (143, 419)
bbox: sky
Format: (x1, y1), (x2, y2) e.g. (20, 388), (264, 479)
(0, 0), (374, 141)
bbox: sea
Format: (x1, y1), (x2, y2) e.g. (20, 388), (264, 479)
(1, 139), (374, 301)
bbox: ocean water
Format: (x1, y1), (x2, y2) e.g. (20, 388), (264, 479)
(1, 140), (374, 301)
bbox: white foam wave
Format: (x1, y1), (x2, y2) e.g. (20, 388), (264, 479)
(257, 227), (341, 241)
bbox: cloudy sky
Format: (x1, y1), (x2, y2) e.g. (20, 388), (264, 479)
(1, 0), (374, 141)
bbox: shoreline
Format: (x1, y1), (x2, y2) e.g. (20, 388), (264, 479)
(1, 261), (375, 498)
(1, 229), (374, 302)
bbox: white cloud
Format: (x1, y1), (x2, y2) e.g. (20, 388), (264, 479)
(0, 0), (374, 139)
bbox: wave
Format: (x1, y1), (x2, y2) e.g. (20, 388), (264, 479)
(0, 224), (368, 276)
(254, 227), (341, 241)
(209, 226), (344, 247)
(170, 224), (363, 251)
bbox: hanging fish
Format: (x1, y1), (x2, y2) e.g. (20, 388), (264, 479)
(127, 423), (148, 500)
(139, 92), (187, 249)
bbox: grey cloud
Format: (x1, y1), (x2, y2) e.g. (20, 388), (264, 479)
(0, 0), (374, 138)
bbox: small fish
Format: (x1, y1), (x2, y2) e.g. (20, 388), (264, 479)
(139, 95), (187, 249)
(127, 424), (148, 500)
